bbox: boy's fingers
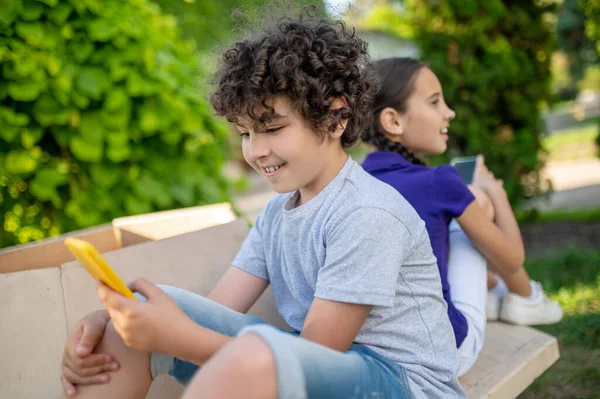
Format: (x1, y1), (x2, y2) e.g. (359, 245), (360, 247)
(129, 278), (163, 299)
(68, 353), (114, 370)
(62, 365), (110, 386)
(76, 323), (104, 357)
(60, 375), (76, 397)
(96, 281), (130, 312)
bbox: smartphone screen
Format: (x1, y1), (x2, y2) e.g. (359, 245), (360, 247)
(450, 156), (477, 184)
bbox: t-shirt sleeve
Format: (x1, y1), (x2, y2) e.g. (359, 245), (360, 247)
(315, 207), (411, 307)
(231, 210), (269, 281)
(433, 165), (476, 219)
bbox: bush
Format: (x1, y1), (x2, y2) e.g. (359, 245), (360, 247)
(153, 0), (327, 52)
(0, 0), (232, 248)
(359, 0), (556, 206)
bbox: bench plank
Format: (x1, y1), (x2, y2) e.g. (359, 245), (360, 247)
(461, 322), (560, 398)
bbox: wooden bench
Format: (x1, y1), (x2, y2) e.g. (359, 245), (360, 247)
(0, 205), (559, 398)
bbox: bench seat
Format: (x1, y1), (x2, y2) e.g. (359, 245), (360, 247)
(0, 211), (559, 398)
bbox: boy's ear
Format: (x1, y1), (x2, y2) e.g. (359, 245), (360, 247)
(329, 97), (349, 138)
(379, 107), (404, 141)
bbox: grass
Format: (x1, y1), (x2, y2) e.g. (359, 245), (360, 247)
(542, 118), (599, 162)
(519, 246), (600, 399)
(517, 207), (600, 224)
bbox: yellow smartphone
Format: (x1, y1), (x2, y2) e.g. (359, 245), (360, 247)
(64, 238), (137, 300)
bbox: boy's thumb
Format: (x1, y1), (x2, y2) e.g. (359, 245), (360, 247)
(76, 323), (102, 357)
(129, 278), (161, 299)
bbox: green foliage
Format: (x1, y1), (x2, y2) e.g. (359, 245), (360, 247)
(0, 0), (232, 248)
(556, 0), (598, 97)
(153, 0), (327, 51)
(579, 0), (600, 157)
(402, 0), (557, 205)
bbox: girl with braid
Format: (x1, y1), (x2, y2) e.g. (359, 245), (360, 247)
(362, 57), (563, 376)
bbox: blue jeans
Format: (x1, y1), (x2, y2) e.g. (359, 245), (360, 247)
(146, 286), (416, 399)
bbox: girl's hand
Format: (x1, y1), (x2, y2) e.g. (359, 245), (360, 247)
(96, 279), (194, 355)
(472, 155), (504, 198)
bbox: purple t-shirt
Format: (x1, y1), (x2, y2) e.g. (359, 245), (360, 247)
(362, 151), (475, 347)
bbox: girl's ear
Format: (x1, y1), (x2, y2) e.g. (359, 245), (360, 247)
(379, 107), (405, 142)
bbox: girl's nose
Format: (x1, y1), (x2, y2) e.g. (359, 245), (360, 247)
(446, 106), (456, 121)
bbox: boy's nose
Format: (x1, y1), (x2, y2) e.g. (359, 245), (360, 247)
(246, 135), (271, 161)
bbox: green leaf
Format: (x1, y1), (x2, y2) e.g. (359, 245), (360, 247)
(105, 130), (129, 146)
(29, 168), (68, 206)
(138, 104), (160, 133)
(33, 93), (70, 126)
(106, 145), (131, 163)
(0, 0), (21, 26)
(88, 19), (120, 41)
(4, 150), (39, 175)
(126, 73), (157, 96)
(89, 164), (120, 189)
(71, 89), (90, 109)
(70, 136), (103, 162)
(79, 112), (104, 141)
(69, 39), (94, 63)
(103, 88), (130, 112)
(47, 3), (72, 24)
(124, 194), (152, 215)
(1, 107), (30, 126)
(133, 174), (173, 208)
(15, 22), (44, 46)
(20, 126), (44, 148)
(14, 56), (37, 77)
(76, 67), (110, 100)
(37, 0), (58, 7)
(20, 0), (44, 21)
(0, 126), (20, 142)
(8, 81), (42, 101)
(169, 183), (194, 206)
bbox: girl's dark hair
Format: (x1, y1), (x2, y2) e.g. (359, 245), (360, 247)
(362, 57), (427, 165)
(210, 8), (376, 148)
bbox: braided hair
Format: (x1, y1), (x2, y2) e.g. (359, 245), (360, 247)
(362, 57), (427, 166)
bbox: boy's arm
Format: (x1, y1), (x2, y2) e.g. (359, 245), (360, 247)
(300, 298), (371, 352)
(207, 266), (269, 313)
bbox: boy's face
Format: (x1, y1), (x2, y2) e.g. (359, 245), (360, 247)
(236, 96), (347, 204)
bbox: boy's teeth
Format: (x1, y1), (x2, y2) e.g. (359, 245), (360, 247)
(265, 165), (280, 173)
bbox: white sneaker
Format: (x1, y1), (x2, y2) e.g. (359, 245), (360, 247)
(499, 281), (563, 326)
(486, 292), (501, 321)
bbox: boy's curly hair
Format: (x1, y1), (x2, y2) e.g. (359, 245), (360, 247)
(210, 8), (376, 148)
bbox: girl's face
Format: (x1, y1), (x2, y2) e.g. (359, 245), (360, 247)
(391, 67), (456, 155)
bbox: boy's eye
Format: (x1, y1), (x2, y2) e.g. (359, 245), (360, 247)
(266, 127), (282, 134)
(239, 132), (250, 139)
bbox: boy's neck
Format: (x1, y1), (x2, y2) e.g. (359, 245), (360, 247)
(297, 148), (349, 206)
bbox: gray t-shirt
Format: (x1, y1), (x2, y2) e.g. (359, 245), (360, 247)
(233, 157), (464, 398)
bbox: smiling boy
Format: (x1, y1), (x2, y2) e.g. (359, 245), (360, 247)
(59, 12), (464, 399)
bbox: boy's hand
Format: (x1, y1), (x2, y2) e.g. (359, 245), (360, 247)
(60, 310), (118, 397)
(97, 279), (194, 355)
(472, 155), (504, 198)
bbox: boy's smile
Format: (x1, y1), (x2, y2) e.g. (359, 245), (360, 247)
(236, 96), (348, 205)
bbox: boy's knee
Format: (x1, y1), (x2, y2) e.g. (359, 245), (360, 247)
(468, 185), (495, 220)
(220, 333), (276, 376)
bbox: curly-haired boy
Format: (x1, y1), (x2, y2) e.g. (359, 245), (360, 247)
(59, 11), (465, 399)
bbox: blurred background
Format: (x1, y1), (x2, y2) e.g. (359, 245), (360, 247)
(0, 0), (598, 396)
